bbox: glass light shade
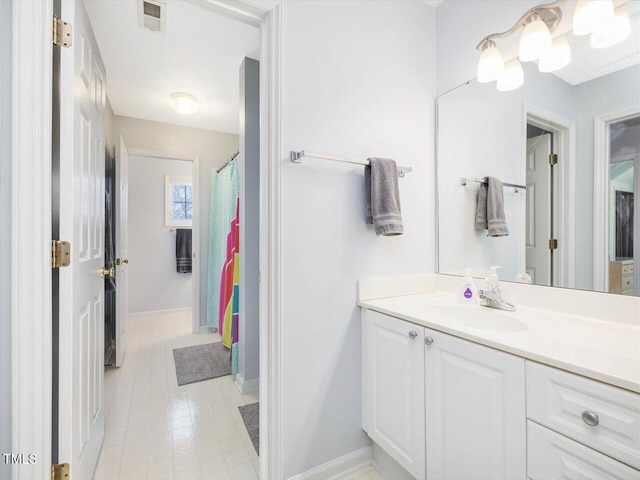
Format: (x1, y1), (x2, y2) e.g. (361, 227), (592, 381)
(477, 44), (505, 83)
(519, 17), (552, 62)
(171, 93), (198, 115)
(573, 0), (615, 35)
(590, 6), (631, 48)
(538, 36), (572, 72)
(497, 59), (524, 92)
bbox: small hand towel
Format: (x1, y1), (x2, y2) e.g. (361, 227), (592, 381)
(176, 228), (192, 273)
(365, 158), (403, 236)
(474, 177), (509, 237)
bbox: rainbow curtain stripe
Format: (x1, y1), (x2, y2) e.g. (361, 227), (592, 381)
(220, 198), (240, 374)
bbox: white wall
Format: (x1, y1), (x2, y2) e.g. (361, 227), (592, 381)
(279, 1), (436, 477)
(127, 155), (193, 313)
(112, 116), (239, 323)
(238, 58), (260, 387)
(437, 62), (576, 281)
(0, 0), (11, 476)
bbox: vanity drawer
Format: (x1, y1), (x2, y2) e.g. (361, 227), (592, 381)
(622, 264), (634, 276)
(527, 421), (640, 480)
(622, 275), (634, 290)
(526, 362), (640, 469)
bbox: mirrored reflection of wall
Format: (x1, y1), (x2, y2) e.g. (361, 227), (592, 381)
(437, 62), (640, 295)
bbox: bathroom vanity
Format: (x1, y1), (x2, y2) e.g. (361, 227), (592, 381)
(359, 275), (640, 480)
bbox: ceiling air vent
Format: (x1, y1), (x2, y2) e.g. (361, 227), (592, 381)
(138, 0), (166, 33)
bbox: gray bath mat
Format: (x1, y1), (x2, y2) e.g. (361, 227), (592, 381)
(238, 403), (259, 454)
(172, 342), (231, 386)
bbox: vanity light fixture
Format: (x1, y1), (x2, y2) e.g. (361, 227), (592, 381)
(171, 92), (199, 115)
(590, 5), (631, 48)
(476, 0), (631, 92)
(538, 35), (572, 72)
(497, 59), (525, 91)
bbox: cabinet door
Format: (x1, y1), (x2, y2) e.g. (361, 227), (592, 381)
(362, 310), (425, 480)
(424, 329), (526, 480)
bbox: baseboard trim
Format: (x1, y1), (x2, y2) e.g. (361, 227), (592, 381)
(129, 307), (191, 318)
(287, 446), (373, 480)
(198, 325), (217, 334)
(234, 373), (259, 394)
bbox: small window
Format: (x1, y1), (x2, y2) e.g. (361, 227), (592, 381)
(165, 175), (193, 227)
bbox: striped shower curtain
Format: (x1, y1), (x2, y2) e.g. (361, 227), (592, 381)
(207, 157), (240, 374)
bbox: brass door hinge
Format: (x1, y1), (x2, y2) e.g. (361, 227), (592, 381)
(549, 238), (558, 250)
(51, 240), (71, 268)
(549, 154), (558, 165)
(51, 463), (70, 480)
(53, 17), (72, 48)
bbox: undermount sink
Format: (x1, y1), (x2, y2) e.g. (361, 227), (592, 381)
(426, 304), (529, 332)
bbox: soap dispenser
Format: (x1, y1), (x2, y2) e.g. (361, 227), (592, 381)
(486, 266), (501, 292)
(459, 268), (478, 304)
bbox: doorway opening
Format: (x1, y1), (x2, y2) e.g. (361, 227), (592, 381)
(524, 107), (576, 289)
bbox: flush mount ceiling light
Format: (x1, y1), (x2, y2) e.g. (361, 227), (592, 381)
(475, 0), (632, 92)
(171, 92), (198, 115)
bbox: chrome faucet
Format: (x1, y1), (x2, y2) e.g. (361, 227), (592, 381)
(478, 288), (517, 312)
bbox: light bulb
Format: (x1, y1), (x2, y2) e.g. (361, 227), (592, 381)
(590, 5), (631, 48)
(171, 93), (199, 115)
(519, 15), (552, 62)
(539, 36), (572, 72)
(477, 41), (505, 83)
(497, 59), (524, 92)
(573, 0), (614, 35)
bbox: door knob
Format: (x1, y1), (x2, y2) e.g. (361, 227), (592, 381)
(408, 331), (418, 339)
(425, 336), (434, 345)
(115, 258), (129, 265)
(99, 267), (115, 277)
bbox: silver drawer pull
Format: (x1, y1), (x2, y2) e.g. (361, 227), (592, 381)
(581, 411), (599, 426)
(408, 331), (418, 339)
(425, 336), (434, 345)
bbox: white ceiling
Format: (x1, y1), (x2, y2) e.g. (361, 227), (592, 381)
(84, 0), (260, 134)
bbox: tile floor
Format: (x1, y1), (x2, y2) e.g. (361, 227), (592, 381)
(93, 310), (259, 480)
(339, 465), (386, 480)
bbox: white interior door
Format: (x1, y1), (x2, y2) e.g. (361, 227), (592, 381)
(526, 133), (552, 286)
(115, 136), (129, 366)
(58, 0), (107, 477)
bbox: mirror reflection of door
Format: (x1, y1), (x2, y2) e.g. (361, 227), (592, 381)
(526, 128), (553, 287)
(609, 116), (639, 296)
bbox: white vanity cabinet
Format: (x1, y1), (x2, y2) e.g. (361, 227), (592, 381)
(362, 309), (526, 480)
(362, 309), (426, 480)
(423, 328), (526, 480)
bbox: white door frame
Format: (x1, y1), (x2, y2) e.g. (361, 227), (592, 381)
(593, 105), (640, 293)
(127, 147), (203, 335)
(10, 1), (284, 480)
(524, 104), (576, 289)
(10, 1), (54, 479)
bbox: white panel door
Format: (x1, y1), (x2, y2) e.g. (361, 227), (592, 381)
(525, 133), (552, 285)
(115, 136), (129, 367)
(58, 1), (107, 478)
(424, 329), (526, 480)
(362, 310), (425, 480)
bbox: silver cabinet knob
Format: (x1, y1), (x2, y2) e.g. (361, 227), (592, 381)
(581, 411), (599, 426)
(408, 331), (418, 339)
(425, 336), (434, 345)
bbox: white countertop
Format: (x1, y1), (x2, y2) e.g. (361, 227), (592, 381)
(360, 291), (640, 393)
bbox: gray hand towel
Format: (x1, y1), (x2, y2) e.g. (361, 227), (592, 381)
(176, 229), (192, 273)
(365, 158), (403, 236)
(474, 177), (509, 237)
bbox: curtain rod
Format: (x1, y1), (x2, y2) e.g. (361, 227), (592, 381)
(216, 150), (240, 173)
